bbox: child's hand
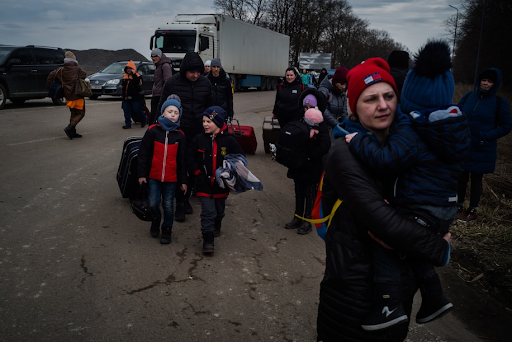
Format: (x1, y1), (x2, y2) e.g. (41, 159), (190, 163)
(138, 177), (146, 185)
(181, 184), (187, 195)
(345, 132), (358, 143)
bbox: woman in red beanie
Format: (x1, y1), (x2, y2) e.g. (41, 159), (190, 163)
(317, 57), (451, 342)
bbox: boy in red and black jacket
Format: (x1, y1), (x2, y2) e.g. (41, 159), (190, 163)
(138, 95), (187, 244)
(186, 106), (244, 254)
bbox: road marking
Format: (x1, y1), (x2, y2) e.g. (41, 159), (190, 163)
(7, 133), (90, 146)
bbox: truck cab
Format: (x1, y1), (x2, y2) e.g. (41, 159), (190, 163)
(150, 14), (217, 69)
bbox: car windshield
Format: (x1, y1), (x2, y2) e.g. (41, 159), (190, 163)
(100, 62), (128, 74)
(0, 46), (16, 65)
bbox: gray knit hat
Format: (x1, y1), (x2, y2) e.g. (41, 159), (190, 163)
(151, 48), (162, 58)
(211, 58), (222, 68)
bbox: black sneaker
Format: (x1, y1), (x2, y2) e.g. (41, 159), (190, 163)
(73, 133), (82, 138)
(64, 125), (74, 139)
(150, 221), (160, 238)
(160, 228), (171, 244)
(297, 221), (312, 235)
(175, 204), (185, 222)
(122, 125), (131, 129)
(416, 274), (453, 324)
(202, 232), (214, 254)
(184, 200), (193, 215)
(285, 216), (302, 229)
(361, 303), (408, 331)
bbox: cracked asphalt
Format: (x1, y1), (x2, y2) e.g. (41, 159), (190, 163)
(0, 93), (499, 341)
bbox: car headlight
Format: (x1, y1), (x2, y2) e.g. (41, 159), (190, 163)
(106, 79), (120, 85)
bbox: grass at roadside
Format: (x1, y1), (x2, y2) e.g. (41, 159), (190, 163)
(450, 85), (512, 308)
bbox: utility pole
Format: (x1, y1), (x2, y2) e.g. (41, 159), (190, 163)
(474, 0), (487, 90)
(449, 5), (458, 60)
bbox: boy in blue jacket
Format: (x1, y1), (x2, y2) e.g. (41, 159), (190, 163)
(186, 106), (244, 254)
(343, 41), (470, 331)
(138, 95), (187, 244)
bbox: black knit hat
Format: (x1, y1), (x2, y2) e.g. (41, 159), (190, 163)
(480, 69), (497, 83)
(203, 106), (226, 128)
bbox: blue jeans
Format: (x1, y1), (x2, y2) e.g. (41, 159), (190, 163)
(372, 205), (456, 283)
(122, 100), (146, 127)
(148, 179), (176, 229)
(198, 197), (226, 233)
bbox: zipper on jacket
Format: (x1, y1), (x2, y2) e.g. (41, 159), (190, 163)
(211, 134), (217, 186)
(161, 131), (169, 181)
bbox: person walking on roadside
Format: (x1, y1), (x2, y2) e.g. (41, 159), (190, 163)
(208, 58), (233, 118)
(47, 51), (87, 139)
(457, 68), (512, 222)
(158, 52), (213, 222)
(149, 48), (173, 125)
(387, 50), (410, 102)
(272, 67), (304, 128)
(121, 60), (146, 129)
(318, 66), (349, 128)
(203, 60), (211, 76)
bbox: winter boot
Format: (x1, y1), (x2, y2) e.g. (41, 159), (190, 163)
(184, 200), (193, 215)
(160, 227), (172, 244)
(361, 282), (409, 331)
(416, 274), (453, 324)
(297, 219), (312, 235)
(64, 124), (74, 140)
(175, 203), (186, 222)
(202, 232), (215, 254)
(459, 208), (477, 222)
(285, 216), (302, 229)
(214, 220), (222, 237)
(150, 220), (160, 238)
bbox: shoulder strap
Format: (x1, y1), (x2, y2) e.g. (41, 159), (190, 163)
(495, 96), (502, 127)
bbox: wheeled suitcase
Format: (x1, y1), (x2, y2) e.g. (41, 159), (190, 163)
(227, 118), (257, 155)
(262, 115), (280, 154)
(116, 136), (143, 200)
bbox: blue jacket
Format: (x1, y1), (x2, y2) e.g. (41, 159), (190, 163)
(458, 68), (512, 174)
(343, 108), (470, 207)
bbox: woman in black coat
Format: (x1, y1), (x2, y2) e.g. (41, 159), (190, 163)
(272, 67), (304, 127)
(317, 57), (450, 341)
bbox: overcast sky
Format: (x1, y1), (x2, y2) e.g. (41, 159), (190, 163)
(1, 0), (457, 61)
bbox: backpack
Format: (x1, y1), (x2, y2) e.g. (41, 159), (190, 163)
(275, 121), (309, 168)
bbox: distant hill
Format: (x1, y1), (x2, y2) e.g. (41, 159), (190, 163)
(67, 48), (150, 75)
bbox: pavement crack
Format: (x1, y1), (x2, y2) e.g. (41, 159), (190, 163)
(79, 255), (93, 286)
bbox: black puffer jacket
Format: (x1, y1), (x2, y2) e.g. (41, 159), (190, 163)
(157, 52), (213, 138)
(317, 138), (450, 342)
(272, 78), (304, 127)
(208, 69), (233, 117)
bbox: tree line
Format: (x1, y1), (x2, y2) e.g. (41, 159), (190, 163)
(213, 0), (407, 69)
(447, 0), (512, 89)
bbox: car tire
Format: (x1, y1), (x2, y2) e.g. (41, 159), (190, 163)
(0, 84), (6, 110)
(89, 95), (99, 100)
(52, 97), (66, 106)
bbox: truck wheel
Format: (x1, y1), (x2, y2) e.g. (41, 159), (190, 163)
(260, 77), (267, 91)
(270, 78), (277, 90)
(52, 97), (66, 106)
(0, 84), (6, 110)
(266, 78), (272, 91)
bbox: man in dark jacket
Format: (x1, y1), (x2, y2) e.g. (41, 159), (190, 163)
(150, 48), (173, 124)
(157, 52), (214, 221)
(208, 58), (233, 118)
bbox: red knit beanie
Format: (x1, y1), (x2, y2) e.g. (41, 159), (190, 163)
(346, 57), (397, 115)
(331, 66), (349, 85)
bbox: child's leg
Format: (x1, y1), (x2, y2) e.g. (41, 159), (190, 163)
(147, 179), (162, 238)
(122, 101), (132, 127)
(160, 182), (177, 244)
(199, 197), (216, 254)
(361, 241), (408, 331)
(413, 261), (453, 324)
(298, 181), (317, 235)
(213, 197), (226, 237)
(285, 180), (304, 229)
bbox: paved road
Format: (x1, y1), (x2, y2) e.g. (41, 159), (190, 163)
(0, 92), (494, 341)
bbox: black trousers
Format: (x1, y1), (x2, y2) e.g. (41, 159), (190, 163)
(294, 179), (317, 218)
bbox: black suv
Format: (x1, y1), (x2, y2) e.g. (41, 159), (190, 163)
(87, 61), (155, 99)
(0, 45), (65, 110)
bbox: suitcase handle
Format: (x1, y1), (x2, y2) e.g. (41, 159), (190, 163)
(227, 118), (243, 138)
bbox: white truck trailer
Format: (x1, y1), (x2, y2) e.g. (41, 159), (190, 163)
(149, 14), (290, 92)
